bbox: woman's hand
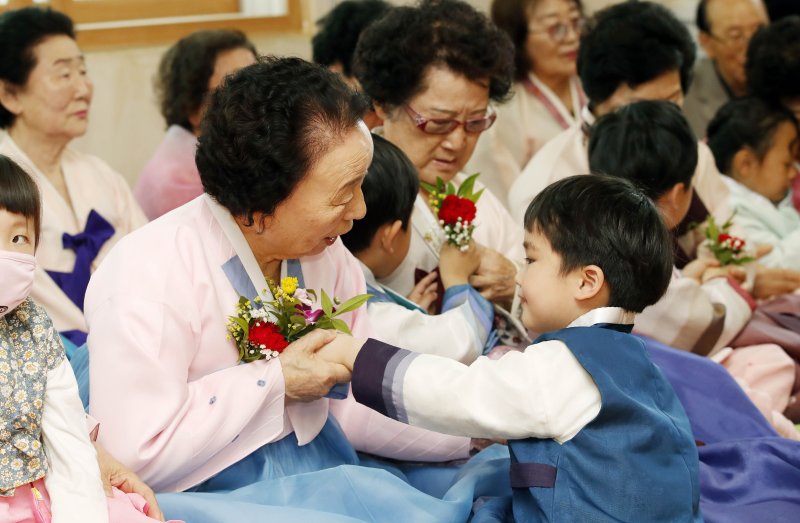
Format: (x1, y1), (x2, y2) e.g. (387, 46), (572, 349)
(93, 442), (165, 521)
(407, 271), (439, 312)
(468, 245), (518, 303)
(280, 329), (352, 402)
(752, 266), (800, 299)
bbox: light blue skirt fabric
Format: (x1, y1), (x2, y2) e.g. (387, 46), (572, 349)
(157, 418), (511, 522)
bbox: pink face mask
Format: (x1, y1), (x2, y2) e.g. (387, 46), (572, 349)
(0, 250), (36, 318)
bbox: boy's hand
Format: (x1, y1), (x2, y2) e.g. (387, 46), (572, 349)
(315, 332), (365, 372)
(439, 241), (481, 289)
(408, 271), (439, 312)
(469, 246), (518, 302)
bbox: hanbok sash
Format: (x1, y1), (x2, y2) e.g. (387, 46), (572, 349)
(521, 74), (585, 131)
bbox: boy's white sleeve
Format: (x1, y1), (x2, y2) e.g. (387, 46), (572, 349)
(41, 359), (109, 523)
(351, 338), (600, 443)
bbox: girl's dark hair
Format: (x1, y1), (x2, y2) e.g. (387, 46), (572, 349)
(353, 0), (515, 110)
(588, 100), (698, 200)
(491, 0), (583, 82)
(0, 7), (75, 129)
(156, 29), (256, 132)
(706, 97), (799, 175)
(524, 174), (673, 313)
(341, 134), (419, 254)
(0, 155), (41, 246)
(196, 56), (369, 224)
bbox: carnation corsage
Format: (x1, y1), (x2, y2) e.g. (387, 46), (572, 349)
(701, 213), (755, 266)
(421, 173), (483, 252)
(227, 276), (371, 363)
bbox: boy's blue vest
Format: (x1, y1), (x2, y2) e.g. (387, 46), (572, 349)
(508, 324), (703, 522)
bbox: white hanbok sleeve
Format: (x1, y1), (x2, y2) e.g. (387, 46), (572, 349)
(42, 360), (109, 523)
(350, 338), (600, 443)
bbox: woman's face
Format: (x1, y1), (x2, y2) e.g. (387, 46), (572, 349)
(379, 65), (491, 187)
(253, 123), (372, 260)
(6, 35), (92, 141)
(524, 0), (581, 80)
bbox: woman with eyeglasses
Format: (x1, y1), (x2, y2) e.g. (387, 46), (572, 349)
(354, 0), (524, 319)
(467, 0), (586, 208)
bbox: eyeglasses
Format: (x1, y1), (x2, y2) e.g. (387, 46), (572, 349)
(403, 104), (496, 134)
(709, 24), (765, 48)
(528, 17), (585, 43)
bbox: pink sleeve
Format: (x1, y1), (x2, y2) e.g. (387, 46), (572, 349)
(88, 294), (288, 491)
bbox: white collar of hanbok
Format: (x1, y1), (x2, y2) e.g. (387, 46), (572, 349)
(203, 194), (278, 301)
(568, 307), (635, 328)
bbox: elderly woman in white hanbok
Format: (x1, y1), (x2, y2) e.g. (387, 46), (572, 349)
(353, 0), (524, 311)
(85, 57), (509, 522)
(466, 0), (587, 207)
(0, 8), (146, 347)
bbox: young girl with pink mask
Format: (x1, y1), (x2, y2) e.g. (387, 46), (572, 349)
(0, 155), (177, 523)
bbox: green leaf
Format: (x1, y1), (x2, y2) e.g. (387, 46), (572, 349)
(321, 289), (333, 317)
(331, 294), (372, 316)
(420, 181), (437, 194)
(231, 316), (250, 336)
(306, 289), (317, 301)
(330, 318), (352, 335)
(470, 187), (485, 203)
(457, 173), (480, 198)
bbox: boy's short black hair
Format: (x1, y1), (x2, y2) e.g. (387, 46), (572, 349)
(588, 100), (698, 200)
(524, 175), (673, 313)
(707, 97), (798, 175)
(746, 16), (800, 105)
(341, 134), (419, 254)
(577, 1), (695, 106)
(312, 0), (391, 78)
(0, 155), (41, 246)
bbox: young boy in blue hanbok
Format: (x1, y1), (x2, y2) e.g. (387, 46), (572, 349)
(341, 134), (497, 362)
(322, 173), (702, 522)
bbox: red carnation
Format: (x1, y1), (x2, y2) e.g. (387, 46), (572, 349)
(248, 321), (289, 352)
(438, 195), (477, 225)
(718, 233), (732, 243)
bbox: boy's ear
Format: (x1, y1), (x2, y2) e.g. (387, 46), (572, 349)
(731, 148), (757, 180)
(0, 81), (22, 116)
(575, 264), (606, 302)
(379, 220), (404, 253)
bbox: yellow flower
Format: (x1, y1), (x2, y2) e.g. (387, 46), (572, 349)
(281, 277), (299, 297)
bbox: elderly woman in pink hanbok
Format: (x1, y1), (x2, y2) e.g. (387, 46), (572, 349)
(0, 7), (146, 347)
(134, 29), (257, 220)
(85, 57), (509, 522)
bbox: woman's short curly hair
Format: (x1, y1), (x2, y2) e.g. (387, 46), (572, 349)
(491, 0), (583, 82)
(353, 0), (515, 109)
(196, 56), (369, 224)
(0, 7), (75, 129)
(156, 29), (256, 132)
(746, 16), (800, 104)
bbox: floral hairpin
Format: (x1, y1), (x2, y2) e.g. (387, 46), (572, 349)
(227, 277), (371, 363)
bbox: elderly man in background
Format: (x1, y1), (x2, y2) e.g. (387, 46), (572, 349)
(683, 0), (768, 137)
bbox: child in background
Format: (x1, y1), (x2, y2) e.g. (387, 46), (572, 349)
(707, 97), (800, 270)
(589, 100), (800, 438)
(341, 134), (495, 362)
(325, 174), (702, 522)
(0, 155), (179, 523)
